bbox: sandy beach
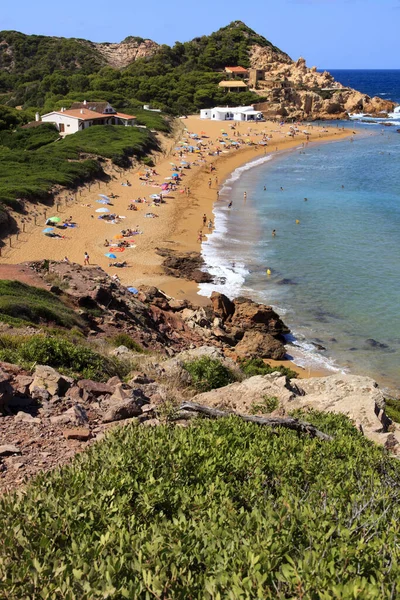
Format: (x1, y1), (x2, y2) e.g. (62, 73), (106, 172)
(1, 117), (351, 294)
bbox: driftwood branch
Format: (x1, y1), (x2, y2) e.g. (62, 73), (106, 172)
(179, 401), (333, 441)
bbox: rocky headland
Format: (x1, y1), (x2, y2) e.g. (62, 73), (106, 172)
(0, 261), (398, 494)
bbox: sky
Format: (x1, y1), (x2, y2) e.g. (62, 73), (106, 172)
(1, 0), (399, 69)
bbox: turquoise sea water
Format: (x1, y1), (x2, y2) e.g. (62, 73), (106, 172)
(198, 123), (400, 393)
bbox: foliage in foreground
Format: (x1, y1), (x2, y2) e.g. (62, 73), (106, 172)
(0, 414), (399, 598)
(183, 356), (237, 392)
(384, 397), (400, 424)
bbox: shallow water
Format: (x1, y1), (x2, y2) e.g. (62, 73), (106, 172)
(199, 125), (400, 393)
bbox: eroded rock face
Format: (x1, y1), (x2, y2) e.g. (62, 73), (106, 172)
(90, 39), (159, 69)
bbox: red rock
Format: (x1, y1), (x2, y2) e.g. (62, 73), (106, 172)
(211, 292), (235, 322)
(77, 380), (113, 395)
(63, 428), (91, 441)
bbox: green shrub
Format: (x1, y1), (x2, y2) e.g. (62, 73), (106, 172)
(251, 395), (279, 414)
(240, 357), (298, 380)
(183, 356), (236, 392)
(0, 335), (120, 381)
(384, 397), (400, 424)
(110, 333), (144, 353)
(0, 414), (400, 598)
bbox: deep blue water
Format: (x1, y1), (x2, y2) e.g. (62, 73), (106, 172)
(199, 71), (400, 394)
(327, 70), (400, 104)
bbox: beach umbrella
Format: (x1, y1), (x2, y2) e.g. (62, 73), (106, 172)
(105, 253), (117, 259)
(95, 208), (110, 213)
(47, 216), (60, 223)
(42, 227), (55, 233)
(161, 183), (169, 190)
(99, 194), (111, 201)
(96, 199), (110, 204)
(150, 194), (161, 199)
(180, 161), (188, 165)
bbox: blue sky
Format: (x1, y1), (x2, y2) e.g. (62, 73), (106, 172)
(2, 0), (399, 68)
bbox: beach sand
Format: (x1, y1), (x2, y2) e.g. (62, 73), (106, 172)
(1, 116), (351, 376)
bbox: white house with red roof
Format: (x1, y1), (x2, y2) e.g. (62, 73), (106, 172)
(41, 101), (136, 136)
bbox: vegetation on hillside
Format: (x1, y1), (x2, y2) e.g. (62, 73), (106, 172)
(0, 414), (399, 598)
(0, 280), (85, 329)
(0, 22), (276, 113)
(0, 124), (159, 208)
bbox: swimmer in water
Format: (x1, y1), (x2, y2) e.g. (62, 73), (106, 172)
(280, 187), (284, 191)
(228, 200), (233, 208)
(304, 197), (308, 201)
(272, 229), (276, 237)
(263, 185), (266, 191)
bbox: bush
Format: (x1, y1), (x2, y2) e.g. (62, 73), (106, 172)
(385, 397), (400, 424)
(0, 335), (121, 381)
(251, 395), (279, 414)
(183, 356), (236, 392)
(110, 333), (144, 353)
(1, 414), (400, 598)
(240, 357), (298, 380)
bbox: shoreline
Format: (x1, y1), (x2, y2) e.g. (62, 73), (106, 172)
(0, 117), (352, 379)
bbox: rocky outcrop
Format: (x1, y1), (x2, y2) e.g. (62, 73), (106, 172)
(90, 38), (159, 69)
(156, 248), (213, 283)
(250, 44), (395, 120)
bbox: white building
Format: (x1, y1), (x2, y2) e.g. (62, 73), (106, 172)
(41, 101), (136, 136)
(200, 106), (264, 122)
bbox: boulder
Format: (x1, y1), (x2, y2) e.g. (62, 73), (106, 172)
(102, 399), (142, 423)
(231, 297), (289, 337)
(191, 373), (295, 413)
(235, 330), (286, 360)
(211, 292), (235, 322)
(29, 365), (73, 397)
(77, 380), (114, 396)
(14, 412), (41, 424)
(50, 404), (88, 426)
(0, 368), (13, 410)
(13, 374), (34, 396)
(63, 428), (92, 441)
(0, 445), (21, 456)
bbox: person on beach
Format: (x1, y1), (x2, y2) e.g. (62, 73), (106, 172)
(208, 178), (212, 188)
(244, 192), (247, 202)
(203, 214), (207, 226)
(84, 252), (89, 265)
(197, 231), (203, 243)
(63, 256), (70, 263)
(228, 200), (233, 208)
(208, 219), (213, 230)
(216, 191), (220, 199)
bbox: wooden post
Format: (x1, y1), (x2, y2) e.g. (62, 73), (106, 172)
(23, 223), (26, 233)
(9, 238), (12, 247)
(34, 216), (37, 226)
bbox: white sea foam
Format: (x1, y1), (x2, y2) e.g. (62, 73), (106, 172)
(220, 154), (273, 194)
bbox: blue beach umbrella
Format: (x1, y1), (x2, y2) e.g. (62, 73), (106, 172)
(105, 253), (117, 259)
(96, 199), (110, 204)
(99, 194), (111, 201)
(42, 227), (55, 233)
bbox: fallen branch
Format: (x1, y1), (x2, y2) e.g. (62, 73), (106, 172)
(179, 401), (333, 441)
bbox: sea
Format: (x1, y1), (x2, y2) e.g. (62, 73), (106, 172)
(198, 70), (400, 395)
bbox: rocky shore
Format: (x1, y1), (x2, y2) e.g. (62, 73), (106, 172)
(0, 261), (398, 493)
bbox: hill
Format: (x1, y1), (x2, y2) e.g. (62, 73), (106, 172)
(0, 21), (394, 119)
